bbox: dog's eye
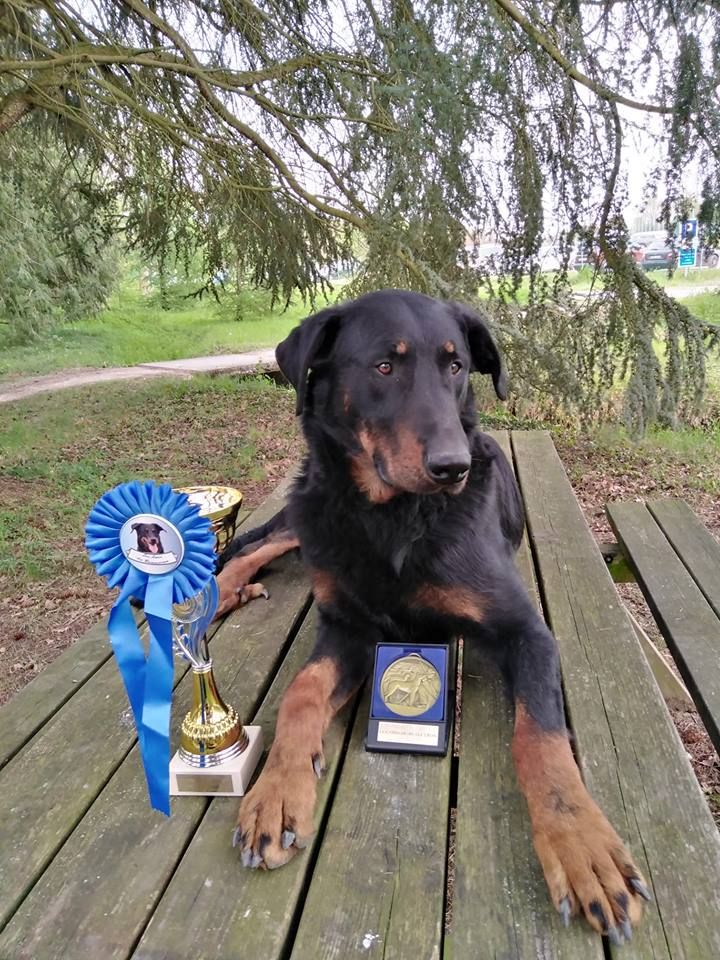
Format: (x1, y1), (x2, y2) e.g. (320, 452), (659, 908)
(376, 361), (393, 376)
(450, 360), (463, 375)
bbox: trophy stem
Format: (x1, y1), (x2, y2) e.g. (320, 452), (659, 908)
(179, 661), (249, 767)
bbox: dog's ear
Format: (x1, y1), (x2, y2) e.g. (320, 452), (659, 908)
(131, 523), (140, 531)
(451, 302), (507, 400)
(275, 304), (346, 414)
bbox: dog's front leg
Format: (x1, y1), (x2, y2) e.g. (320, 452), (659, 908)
(214, 533), (300, 619)
(505, 608), (651, 943)
(234, 610), (375, 869)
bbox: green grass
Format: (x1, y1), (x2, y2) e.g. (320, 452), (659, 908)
(573, 266), (720, 291)
(0, 285), (325, 381)
(675, 291), (720, 325)
(659, 267), (720, 288)
(0, 374), (298, 581)
(477, 265), (720, 307)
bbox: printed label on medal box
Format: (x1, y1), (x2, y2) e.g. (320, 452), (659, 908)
(376, 721), (440, 747)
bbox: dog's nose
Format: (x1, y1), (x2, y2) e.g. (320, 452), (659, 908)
(426, 453), (471, 486)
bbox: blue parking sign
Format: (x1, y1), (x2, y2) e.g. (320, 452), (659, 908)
(681, 219), (698, 243)
(680, 220), (697, 243)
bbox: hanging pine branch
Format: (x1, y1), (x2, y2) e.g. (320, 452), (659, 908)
(1, 0), (719, 430)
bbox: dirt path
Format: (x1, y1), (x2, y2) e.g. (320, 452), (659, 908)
(0, 349), (279, 404)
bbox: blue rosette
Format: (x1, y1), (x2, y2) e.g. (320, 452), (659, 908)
(85, 480), (217, 814)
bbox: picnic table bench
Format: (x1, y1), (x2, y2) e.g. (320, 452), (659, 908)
(1, 429), (719, 960)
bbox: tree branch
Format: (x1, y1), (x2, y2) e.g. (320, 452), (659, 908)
(0, 46), (372, 89)
(491, 0), (673, 114)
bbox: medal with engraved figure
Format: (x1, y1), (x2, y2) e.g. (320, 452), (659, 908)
(380, 653), (442, 717)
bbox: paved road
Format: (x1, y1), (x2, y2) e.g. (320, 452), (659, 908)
(0, 349), (279, 405)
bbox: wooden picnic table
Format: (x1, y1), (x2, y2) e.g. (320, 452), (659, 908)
(1, 430), (719, 960)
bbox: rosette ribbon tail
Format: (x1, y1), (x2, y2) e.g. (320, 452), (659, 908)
(106, 567), (150, 752)
(143, 574), (176, 816)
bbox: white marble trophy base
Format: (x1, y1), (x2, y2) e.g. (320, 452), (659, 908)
(169, 725), (263, 797)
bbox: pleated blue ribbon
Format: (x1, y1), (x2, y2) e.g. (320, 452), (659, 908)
(85, 481), (216, 814)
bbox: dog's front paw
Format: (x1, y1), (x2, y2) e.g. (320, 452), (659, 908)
(215, 561), (268, 619)
(232, 756), (320, 869)
(532, 794), (650, 943)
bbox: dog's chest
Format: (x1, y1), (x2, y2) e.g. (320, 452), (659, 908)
(335, 501), (444, 597)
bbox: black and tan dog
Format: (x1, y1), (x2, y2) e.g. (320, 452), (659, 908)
(131, 522), (166, 555)
(215, 289), (649, 943)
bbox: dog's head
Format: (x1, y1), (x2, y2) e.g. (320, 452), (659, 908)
(276, 289), (506, 501)
(131, 522), (165, 554)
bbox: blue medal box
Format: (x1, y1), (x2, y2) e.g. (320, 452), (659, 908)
(366, 642), (454, 755)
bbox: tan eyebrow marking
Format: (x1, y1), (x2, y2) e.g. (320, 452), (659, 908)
(394, 340), (408, 355)
(444, 340), (456, 353)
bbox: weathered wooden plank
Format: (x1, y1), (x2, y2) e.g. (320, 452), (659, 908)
(514, 430), (720, 959)
(607, 500), (720, 753)
(290, 698), (451, 958)
(0, 551), (310, 959)
(648, 498), (720, 619)
(0, 479), (299, 940)
(0, 618), (113, 772)
(450, 430), (600, 959)
(133, 605), (357, 960)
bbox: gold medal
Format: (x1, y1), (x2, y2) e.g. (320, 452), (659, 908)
(380, 653), (441, 717)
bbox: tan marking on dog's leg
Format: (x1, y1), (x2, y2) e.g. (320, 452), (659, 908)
(215, 536), (299, 619)
(310, 569), (336, 606)
(512, 703), (647, 938)
(235, 658), (357, 869)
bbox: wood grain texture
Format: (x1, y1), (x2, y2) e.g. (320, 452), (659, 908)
(514, 430), (720, 959)
(450, 430), (600, 959)
(607, 499), (720, 752)
(0, 617), (113, 772)
(647, 498), (720, 619)
(133, 605), (358, 960)
(0, 550), (309, 959)
(290, 687), (452, 960)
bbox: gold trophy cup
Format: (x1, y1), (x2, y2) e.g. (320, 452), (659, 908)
(169, 486), (263, 797)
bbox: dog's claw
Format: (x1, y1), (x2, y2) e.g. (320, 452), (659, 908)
(620, 918), (632, 942)
(240, 847), (253, 868)
(260, 588), (269, 600)
(239, 845), (265, 869)
(281, 829), (296, 849)
(312, 753), (324, 778)
(607, 926), (624, 947)
(558, 896), (571, 928)
(231, 827), (242, 849)
(629, 877), (652, 902)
